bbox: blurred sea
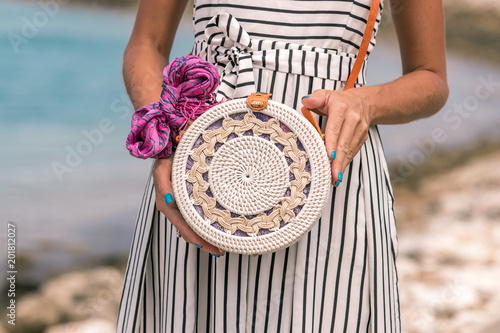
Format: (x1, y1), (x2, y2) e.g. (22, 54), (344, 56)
(1, 0), (500, 283)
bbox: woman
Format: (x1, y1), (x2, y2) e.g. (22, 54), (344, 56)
(117, 0), (448, 332)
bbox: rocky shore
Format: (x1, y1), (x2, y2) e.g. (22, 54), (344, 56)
(2, 267), (123, 333)
(393, 147), (500, 333)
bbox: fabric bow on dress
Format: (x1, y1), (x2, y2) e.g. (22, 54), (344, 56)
(203, 13), (257, 99)
(195, 13), (369, 102)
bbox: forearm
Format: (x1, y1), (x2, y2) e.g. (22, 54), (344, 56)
(122, 0), (189, 109)
(123, 43), (167, 109)
(358, 0), (448, 125)
(359, 68), (449, 125)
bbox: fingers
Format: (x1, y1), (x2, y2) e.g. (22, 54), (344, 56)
(301, 90), (370, 186)
(152, 157), (173, 197)
(326, 105), (350, 185)
(301, 90), (330, 116)
(329, 116), (368, 185)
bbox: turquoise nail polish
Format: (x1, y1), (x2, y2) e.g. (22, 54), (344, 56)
(331, 150), (336, 160)
(338, 171), (343, 182)
(195, 243), (203, 249)
(302, 95), (310, 99)
(164, 193), (173, 205)
(335, 181), (340, 187)
(211, 254), (220, 258)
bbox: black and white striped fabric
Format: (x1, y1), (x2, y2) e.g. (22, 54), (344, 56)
(117, 1), (401, 332)
(195, 13), (370, 100)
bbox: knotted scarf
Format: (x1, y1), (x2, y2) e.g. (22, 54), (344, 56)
(126, 55), (220, 159)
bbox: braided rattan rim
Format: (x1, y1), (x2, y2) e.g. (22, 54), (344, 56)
(172, 99), (332, 255)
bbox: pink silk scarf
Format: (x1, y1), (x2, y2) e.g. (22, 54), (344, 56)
(126, 55), (220, 159)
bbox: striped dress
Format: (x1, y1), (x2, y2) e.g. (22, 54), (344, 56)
(117, 0), (401, 332)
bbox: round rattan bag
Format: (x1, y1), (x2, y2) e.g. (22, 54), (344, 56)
(172, 93), (332, 255)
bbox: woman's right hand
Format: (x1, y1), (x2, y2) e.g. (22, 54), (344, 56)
(153, 156), (224, 256)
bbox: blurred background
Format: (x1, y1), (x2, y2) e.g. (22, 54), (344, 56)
(0, 0), (499, 332)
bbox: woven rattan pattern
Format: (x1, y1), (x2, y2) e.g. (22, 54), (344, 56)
(208, 136), (289, 216)
(187, 113), (310, 236)
(172, 99), (331, 254)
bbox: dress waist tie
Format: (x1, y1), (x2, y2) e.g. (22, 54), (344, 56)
(192, 13), (369, 100)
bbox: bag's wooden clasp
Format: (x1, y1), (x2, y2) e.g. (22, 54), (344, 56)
(246, 92), (272, 110)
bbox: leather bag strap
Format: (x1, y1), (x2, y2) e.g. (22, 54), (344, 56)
(344, 0), (381, 90)
(302, 0), (381, 137)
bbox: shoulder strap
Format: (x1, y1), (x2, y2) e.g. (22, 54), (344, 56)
(302, 0), (380, 137)
(344, 0), (381, 91)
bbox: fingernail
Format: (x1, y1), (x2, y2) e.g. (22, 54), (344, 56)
(211, 254), (220, 258)
(330, 150), (336, 160)
(302, 95), (310, 99)
(338, 171), (343, 182)
(335, 181), (340, 187)
(164, 193), (173, 205)
(195, 243), (203, 249)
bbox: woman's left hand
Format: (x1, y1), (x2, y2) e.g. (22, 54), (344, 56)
(301, 89), (371, 186)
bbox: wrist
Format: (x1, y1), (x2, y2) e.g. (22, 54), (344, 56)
(123, 45), (167, 109)
(352, 86), (377, 125)
(154, 157), (172, 173)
